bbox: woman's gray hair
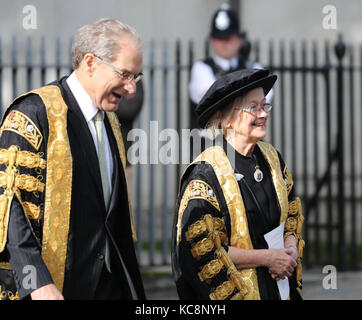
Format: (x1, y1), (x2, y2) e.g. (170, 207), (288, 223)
(72, 18), (141, 70)
(204, 94), (245, 138)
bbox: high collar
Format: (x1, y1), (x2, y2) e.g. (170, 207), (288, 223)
(66, 72), (104, 123)
(213, 54), (239, 71)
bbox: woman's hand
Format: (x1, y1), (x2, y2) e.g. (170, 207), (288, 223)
(266, 248), (297, 281)
(284, 234), (298, 261)
(286, 245), (298, 262)
(227, 245), (297, 281)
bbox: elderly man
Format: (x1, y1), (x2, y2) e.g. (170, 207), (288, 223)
(0, 18), (145, 300)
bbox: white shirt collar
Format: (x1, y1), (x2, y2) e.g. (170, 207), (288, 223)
(66, 72), (104, 122)
(213, 54), (239, 71)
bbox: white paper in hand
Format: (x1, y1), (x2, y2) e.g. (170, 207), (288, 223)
(263, 221), (290, 300)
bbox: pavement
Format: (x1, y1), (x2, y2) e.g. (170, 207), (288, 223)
(141, 265), (362, 300)
(301, 268), (362, 300)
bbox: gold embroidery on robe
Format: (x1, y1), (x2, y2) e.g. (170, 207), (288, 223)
(0, 146), (21, 252)
(257, 141), (289, 223)
(198, 259), (224, 282)
(106, 112), (137, 242)
(22, 201), (42, 221)
(288, 198), (299, 216)
(283, 165), (294, 195)
(285, 216), (298, 232)
(214, 246), (249, 299)
(186, 209), (248, 298)
(209, 280), (236, 300)
(0, 284), (20, 300)
(0, 262), (11, 270)
(0, 110), (43, 151)
(258, 142), (304, 294)
(0, 86), (73, 294)
(177, 142), (303, 299)
(192, 146), (260, 300)
(191, 236), (216, 258)
(192, 143), (292, 299)
(29, 86), (73, 293)
(0, 145), (46, 254)
(177, 180), (220, 244)
(0, 172), (44, 193)
(186, 215), (226, 242)
(0, 148), (46, 169)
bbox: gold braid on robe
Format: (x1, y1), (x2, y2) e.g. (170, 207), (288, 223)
(172, 142), (304, 300)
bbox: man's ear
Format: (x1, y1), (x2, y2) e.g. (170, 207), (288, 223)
(82, 53), (97, 77)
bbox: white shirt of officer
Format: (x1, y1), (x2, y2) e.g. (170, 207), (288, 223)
(189, 55), (273, 105)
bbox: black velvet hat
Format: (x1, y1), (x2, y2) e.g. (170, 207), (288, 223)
(195, 68), (277, 128)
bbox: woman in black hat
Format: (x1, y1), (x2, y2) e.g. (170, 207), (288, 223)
(172, 68), (304, 300)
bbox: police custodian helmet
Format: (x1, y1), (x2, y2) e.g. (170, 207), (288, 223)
(210, 4), (242, 39)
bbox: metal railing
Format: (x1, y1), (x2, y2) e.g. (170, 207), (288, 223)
(0, 34), (361, 270)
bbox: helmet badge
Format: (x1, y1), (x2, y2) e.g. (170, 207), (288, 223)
(215, 11), (230, 31)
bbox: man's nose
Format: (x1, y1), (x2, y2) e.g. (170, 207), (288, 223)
(124, 79), (137, 95)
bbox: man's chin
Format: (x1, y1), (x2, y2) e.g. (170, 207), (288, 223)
(100, 103), (119, 112)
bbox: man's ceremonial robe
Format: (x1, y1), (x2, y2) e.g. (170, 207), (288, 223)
(0, 77), (145, 300)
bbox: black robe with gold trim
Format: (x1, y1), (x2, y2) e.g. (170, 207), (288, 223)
(0, 77), (145, 300)
(172, 138), (304, 300)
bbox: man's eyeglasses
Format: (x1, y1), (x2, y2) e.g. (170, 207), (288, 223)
(94, 55), (143, 83)
(236, 104), (273, 116)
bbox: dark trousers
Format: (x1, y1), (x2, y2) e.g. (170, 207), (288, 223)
(94, 263), (129, 300)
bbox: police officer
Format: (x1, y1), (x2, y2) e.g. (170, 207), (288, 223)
(189, 3), (272, 130)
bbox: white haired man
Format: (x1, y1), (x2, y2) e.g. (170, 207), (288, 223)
(0, 18), (145, 300)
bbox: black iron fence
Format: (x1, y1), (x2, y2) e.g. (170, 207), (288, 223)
(253, 35), (362, 271)
(0, 34), (361, 270)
